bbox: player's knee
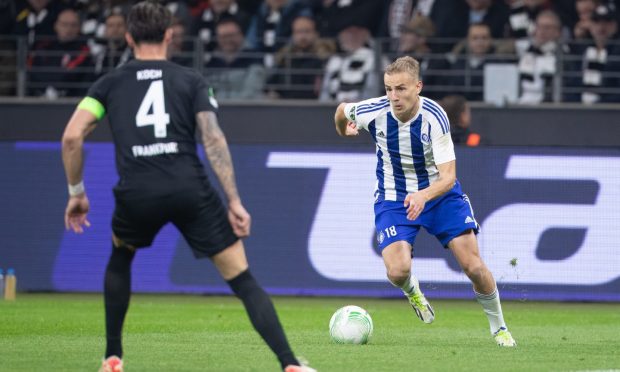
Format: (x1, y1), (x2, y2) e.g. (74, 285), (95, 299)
(107, 246), (135, 273)
(462, 261), (487, 282)
(386, 266), (411, 286)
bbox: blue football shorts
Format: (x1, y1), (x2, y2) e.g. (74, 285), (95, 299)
(374, 181), (480, 250)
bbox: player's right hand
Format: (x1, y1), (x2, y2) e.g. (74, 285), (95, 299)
(404, 192), (427, 221)
(64, 194), (91, 233)
(228, 199), (251, 238)
(344, 122), (359, 136)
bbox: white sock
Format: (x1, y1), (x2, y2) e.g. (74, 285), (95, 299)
(475, 288), (507, 334)
(390, 273), (420, 295)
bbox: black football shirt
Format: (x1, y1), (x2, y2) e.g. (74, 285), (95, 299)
(85, 59), (217, 189)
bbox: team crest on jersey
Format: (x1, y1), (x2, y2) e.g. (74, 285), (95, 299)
(208, 87), (219, 109)
(348, 105), (356, 120)
(421, 133), (431, 144)
(377, 231), (385, 244)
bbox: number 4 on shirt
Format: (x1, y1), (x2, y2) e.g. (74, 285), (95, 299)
(136, 80), (170, 138)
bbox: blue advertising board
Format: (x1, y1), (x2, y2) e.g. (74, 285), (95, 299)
(1, 142), (619, 301)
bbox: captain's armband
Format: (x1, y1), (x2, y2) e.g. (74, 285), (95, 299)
(77, 97), (106, 120)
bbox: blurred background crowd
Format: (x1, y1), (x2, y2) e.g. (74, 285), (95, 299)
(0, 0), (619, 104)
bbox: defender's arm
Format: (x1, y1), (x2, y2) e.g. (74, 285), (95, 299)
(62, 108), (98, 187)
(196, 111), (251, 237)
(61, 105), (98, 233)
(196, 111), (240, 203)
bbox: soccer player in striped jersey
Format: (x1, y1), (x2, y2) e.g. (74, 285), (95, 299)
(333, 56), (516, 347)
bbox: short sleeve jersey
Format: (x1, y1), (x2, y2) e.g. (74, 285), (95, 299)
(84, 60), (217, 186)
(344, 95), (456, 201)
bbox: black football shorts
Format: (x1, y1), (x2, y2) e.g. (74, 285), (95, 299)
(111, 181), (238, 258)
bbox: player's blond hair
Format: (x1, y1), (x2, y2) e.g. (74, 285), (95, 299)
(385, 56), (420, 80)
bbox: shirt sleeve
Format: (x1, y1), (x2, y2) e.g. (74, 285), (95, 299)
(78, 75), (111, 120)
(428, 108), (455, 164)
(432, 132), (456, 165)
(343, 96), (389, 131)
(423, 98), (454, 164)
(193, 74), (218, 114)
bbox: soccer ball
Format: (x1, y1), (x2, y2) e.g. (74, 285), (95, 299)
(329, 305), (373, 344)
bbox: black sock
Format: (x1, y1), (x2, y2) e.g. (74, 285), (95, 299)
(227, 270), (298, 369)
(104, 246), (135, 358)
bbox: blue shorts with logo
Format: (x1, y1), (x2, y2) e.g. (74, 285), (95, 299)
(374, 181), (479, 250)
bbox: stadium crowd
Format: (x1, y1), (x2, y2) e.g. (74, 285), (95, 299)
(0, 0), (619, 103)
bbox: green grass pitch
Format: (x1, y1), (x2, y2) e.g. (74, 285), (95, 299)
(1, 294), (619, 371)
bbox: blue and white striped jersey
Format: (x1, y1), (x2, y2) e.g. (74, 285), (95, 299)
(344, 95), (456, 201)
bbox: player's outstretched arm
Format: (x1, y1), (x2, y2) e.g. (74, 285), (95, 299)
(196, 111), (251, 237)
(334, 103), (359, 137)
(62, 108), (98, 233)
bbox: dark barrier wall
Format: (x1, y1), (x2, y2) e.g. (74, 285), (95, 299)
(2, 100), (620, 146)
(1, 141), (619, 301)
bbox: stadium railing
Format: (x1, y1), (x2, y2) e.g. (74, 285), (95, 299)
(1, 35), (619, 104)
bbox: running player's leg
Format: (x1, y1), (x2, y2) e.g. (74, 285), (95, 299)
(104, 237), (136, 359)
(175, 186), (304, 370)
(211, 240), (302, 370)
(449, 231), (515, 346)
(376, 200), (433, 323)
(449, 231), (494, 294)
(382, 241), (434, 323)
(382, 241), (416, 290)
(106, 195), (167, 362)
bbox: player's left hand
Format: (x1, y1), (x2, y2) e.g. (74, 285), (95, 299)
(65, 194), (91, 233)
(344, 122), (359, 136)
(228, 199), (251, 238)
(404, 192), (427, 221)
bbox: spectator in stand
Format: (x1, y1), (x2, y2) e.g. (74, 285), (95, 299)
(206, 18), (265, 99)
(507, 0), (552, 49)
(441, 23), (513, 101)
(92, 13), (132, 76)
(193, 0), (251, 52)
(516, 10), (568, 103)
(573, 0), (599, 39)
(464, 0), (510, 39)
(162, 0), (193, 28)
(576, 3), (620, 103)
(28, 8), (92, 98)
(553, 0), (587, 33)
(319, 24), (386, 102)
(267, 15), (335, 99)
(395, 15), (435, 75)
(440, 94), (484, 147)
(169, 18), (193, 67)
(13, 0), (63, 45)
(246, 0), (313, 68)
(78, 0), (132, 44)
(312, 0), (384, 38)
(418, 0), (509, 52)
(410, 0), (468, 52)
(378, 0), (417, 40)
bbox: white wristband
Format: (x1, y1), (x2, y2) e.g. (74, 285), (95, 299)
(68, 181), (85, 196)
